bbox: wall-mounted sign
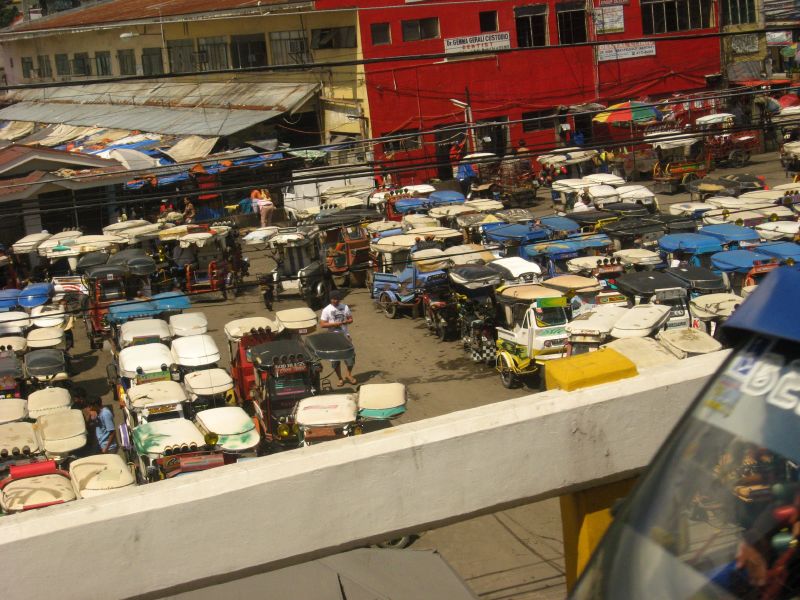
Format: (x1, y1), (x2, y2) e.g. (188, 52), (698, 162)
(767, 31), (792, 46)
(599, 0), (629, 5)
(444, 32), (511, 54)
(595, 6), (625, 34)
(731, 33), (759, 55)
(598, 41), (656, 62)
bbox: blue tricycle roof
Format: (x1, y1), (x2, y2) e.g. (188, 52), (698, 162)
(427, 190), (466, 206)
(0, 289), (20, 311)
(150, 291), (191, 312)
(755, 241), (800, 262)
(658, 233), (723, 255)
(525, 234), (612, 258)
(393, 198), (428, 214)
(710, 249), (773, 273)
(700, 224), (760, 244)
(106, 301), (162, 324)
(483, 223), (549, 244)
(539, 216), (580, 234)
(18, 282), (54, 309)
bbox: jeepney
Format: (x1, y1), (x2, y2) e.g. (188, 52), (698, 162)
(115, 318), (172, 351)
(111, 342), (175, 405)
(494, 284), (569, 388)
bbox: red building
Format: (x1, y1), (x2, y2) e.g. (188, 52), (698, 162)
(317, 0), (721, 184)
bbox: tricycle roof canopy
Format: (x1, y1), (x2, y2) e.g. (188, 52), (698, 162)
(303, 332), (355, 362)
(127, 380), (188, 410)
(295, 394), (357, 427)
(252, 339), (309, 367)
(118, 343), (173, 378)
(224, 316), (282, 342)
(69, 454), (136, 497)
(27, 387), (70, 419)
(616, 271), (689, 295)
(498, 284), (564, 301)
(171, 335), (221, 367)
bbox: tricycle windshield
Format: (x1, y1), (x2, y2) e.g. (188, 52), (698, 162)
(533, 306), (567, 328)
(573, 335), (800, 600)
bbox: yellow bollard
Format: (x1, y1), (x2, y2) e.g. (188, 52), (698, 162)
(560, 476), (638, 592)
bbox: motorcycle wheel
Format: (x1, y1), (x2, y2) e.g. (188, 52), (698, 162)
(376, 535), (416, 550)
(435, 316), (448, 341)
(379, 293), (397, 319)
(499, 358), (518, 389)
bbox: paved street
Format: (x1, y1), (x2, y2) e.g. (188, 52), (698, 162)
(69, 150), (790, 599)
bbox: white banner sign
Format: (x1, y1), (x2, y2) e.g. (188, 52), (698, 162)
(444, 32), (511, 54)
(596, 6), (625, 34)
(598, 41), (656, 62)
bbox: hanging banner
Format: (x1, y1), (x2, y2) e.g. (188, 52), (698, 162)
(595, 6), (625, 34)
(444, 32), (511, 54)
(598, 41), (656, 62)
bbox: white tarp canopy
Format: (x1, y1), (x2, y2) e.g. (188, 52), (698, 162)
(162, 136), (219, 162)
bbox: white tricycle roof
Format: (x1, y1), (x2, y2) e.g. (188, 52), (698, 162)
(0, 398), (26, 424)
(489, 257), (543, 278)
(464, 199), (504, 212)
(357, 383), (407, 412)
(195, 406), (259, 451)
(102, 220), (150, 235)
(120, 319), (172, 346)
(605, 337), (679, 370)
(567, 256), (611, 273)
(613, 248), (662, 266)
(609, 304), (671, 339)
(586, 185), (619, 200)
(12, 232), (52, 254)
(428, 205), (476, 219)
(30, 305), (66, 329)
(183, 368), (234, 396)
(617, 185), (656, 201)
(0, 336), (26, 353)
(37, 231), (82, 257)
(756, 221), (800, 241)
(275, 307), (317, 333)
(0, 311), (31, 334)
(37, 409), (87, 456)
(401, 214), (438, 230)
(224, 316), (282, 342)
(1, 473), (76, 513)
(171, 334), (221, 367)
(26, 327), (65, 349)
(118, 223), (163, 243)
(551, 178), (586, 193)
(657, 328), (722, 359)
(669, 202), (713, 216)
(582, 173), (626, 187)
(542, 274), (602, 293)
(566, 305), (630, 337)
(0, 421), (40, 454)
(689, 292), (743, 320)
(118, 343), (173, 378)
(27, 387), (71, 419)
(134, 418), (206, 456)
(69, 454), (136, 498)
(127, 380), (188, 410)
(295, 395), (358, 427)
(445, 244), (496, 265)
(168, 312), (208, 337)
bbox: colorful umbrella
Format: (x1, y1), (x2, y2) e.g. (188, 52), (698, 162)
(779, 94), (800, 108)
(780, 43), (797, 59)
(593, 101), (663, 126)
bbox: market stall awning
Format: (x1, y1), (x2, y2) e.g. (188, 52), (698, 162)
(161, 136), (218, 162)
(0, 81), (320, 137)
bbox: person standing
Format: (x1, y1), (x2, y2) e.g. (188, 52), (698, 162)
(259, 189), (275, 227)
(183, 197), (196, 224)
(58, 296), (74, 352)
(84, 399), (117, 454)
(319, 290), (356, 386)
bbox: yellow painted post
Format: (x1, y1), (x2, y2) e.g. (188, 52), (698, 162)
(560, 476), (638, 592)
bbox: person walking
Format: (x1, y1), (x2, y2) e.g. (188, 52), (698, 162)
(58, 296), (75, 352)
(319, 290), (356, 386)
(83, 399), (117, 454)
(182, 197), (196, 224)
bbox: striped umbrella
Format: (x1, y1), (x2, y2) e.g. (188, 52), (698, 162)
(593, 101), (663, 126)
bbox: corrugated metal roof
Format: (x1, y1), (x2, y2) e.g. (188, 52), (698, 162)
(0, 81), (319, 113)
(0, 81), (320, 136)
(11, 0), (301, 32)
(0, 102), (276, 136)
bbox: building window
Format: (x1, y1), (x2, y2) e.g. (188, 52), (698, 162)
(401, 17), (440, 41)
(270, 31), (311, 65)
(72, 52), (91, 76)
(522, 110), (555, 132)
(166, 39), (194, 73)
(37, 55), (52, 78)
(95, 51), (111, 76)
(197, 36), (229, 70)
(230, 34), (267, 68)
(371, 22), (391, 45)
(142, 47), (164, 75)
(641, 0), (712, 33)
(556, 3), (587, 45)
(721, 0), (756, 25)
(311, 27), (357, 49)
(382, 130), (421, 152)
(21, 57), (33, 79)
(480, 11), (498, 32)
(117, 49), (135, 75)
(55, 53), (70, 76)
(515, 6), (548, 47)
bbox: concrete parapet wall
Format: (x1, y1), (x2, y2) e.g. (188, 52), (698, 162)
(2, 351), (728, 599)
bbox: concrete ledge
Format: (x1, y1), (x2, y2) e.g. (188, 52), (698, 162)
(2, 351), (728, 599)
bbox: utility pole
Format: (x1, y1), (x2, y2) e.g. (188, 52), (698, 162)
(465, 86), (477, 153)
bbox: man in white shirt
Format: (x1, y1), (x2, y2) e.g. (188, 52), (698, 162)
(319, 290), (356, 386)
